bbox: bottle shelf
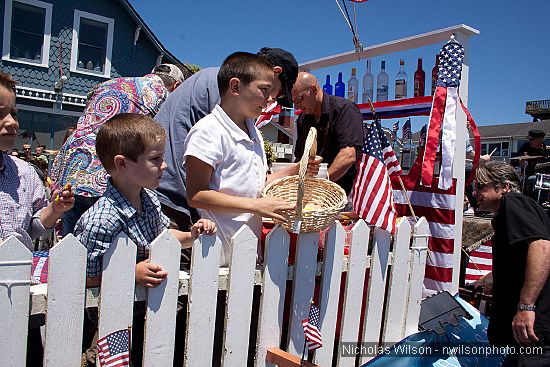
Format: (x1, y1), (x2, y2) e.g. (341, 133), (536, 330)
(358, 96), (433, 120)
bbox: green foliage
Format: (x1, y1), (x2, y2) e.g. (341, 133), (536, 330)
(263, 136), (276, 164)
(184, 63), (201, 74)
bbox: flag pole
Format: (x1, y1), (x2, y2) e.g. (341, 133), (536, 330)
(368, 99), (417, 222)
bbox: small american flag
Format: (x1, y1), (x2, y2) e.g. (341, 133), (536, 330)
(97, 329), (130, 367)
(402, 119), (412, 140)
(419, 124), (427, 147)
(256, 102), (281, 129)
(352, 119), (402, 234)
(392, 121), (399, 140)
(302, 304), (323, 351)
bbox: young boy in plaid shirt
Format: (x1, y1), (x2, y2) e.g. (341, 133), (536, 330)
(75, 113), (215, 365)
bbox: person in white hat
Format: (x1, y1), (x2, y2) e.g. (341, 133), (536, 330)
(151, 64), (185, 92)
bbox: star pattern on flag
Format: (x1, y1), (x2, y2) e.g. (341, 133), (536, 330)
(437, 41), (464, 88)
(352, 119), (402, 234)
(97, 329), (130, 367)
(302, 304), (323, 351)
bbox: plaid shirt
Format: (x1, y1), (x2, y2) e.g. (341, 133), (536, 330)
(75, 179), (170, 277)
(0, 153), (49, 250)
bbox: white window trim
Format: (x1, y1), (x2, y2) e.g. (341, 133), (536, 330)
(70, 10), (114, 78)
(2, 0), (52, 68)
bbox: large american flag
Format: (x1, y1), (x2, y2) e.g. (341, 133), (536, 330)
(392, 148), (456, 291)
(352, 119), (402, 234)
(97, 329), (130, 367)
(302, 304), (323, 351)
(421, 39), (464, 190)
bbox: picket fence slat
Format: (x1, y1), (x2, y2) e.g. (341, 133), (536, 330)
(98, 233), (137, 341)
(0, 236), (32, 367)
(359, 227), (392, 365)
(337, 221), (370, 367)
(43, 234), (87, 367)
(255, 226), (290, 367)
(404, 217), (429, 336)
(314, 222), (346, 365)
(142, 230), (182, 367)
(223, 225), (259, 366)
(381, 218), (412, 344)
(287, 232), (319, 357)
(185, 233), (223, 367)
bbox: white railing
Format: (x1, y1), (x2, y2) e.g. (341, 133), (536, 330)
(0, 218), (429, 367)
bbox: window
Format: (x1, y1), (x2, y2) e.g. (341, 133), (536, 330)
(2, 0), (52, 67)
(70, 10), (114, 78)
(481, 141), (510, 157)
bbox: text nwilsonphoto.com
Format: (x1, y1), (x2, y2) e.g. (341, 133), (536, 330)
(339, 342), (544, 357)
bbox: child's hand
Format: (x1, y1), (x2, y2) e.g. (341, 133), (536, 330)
(135, 260), (167, 288)
(190, 219), (217, 239)
(255, 197), (295, 223)
(51, 183), (75, 213)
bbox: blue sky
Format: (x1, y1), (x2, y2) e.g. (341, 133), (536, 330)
(129, 0), (549, 130)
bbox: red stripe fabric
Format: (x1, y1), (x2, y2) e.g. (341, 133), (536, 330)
(421, 86), (447, 187)
(425, 264), (454, 283)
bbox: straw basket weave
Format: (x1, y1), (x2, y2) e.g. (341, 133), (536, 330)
(263, 127), (347, 233)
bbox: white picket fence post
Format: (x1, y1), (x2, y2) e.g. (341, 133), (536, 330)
(255, 225), (290, 367)
(143, 229), (182, 367)
(185, 232), (222, 367)
(0, 236), (32, 367)
(0, 217), (430, 367)
(43, 234), (87, 367)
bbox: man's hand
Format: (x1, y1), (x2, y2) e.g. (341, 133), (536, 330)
(254, 197), (295, 223)
(305, 155), (323, 177)
(512, 310), (539, 346)
(190, 218), (217, 239)
(135, 260), (167, 288)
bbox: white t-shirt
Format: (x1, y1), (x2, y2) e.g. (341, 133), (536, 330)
(183, 104), (268, 265)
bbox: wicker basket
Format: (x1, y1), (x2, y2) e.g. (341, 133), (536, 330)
(263, 127), (347, 233)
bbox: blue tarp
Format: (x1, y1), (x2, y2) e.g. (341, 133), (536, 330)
(362, 296), (505, 367)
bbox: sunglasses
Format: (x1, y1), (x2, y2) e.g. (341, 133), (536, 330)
(292, 88), (310, 105)
(474, 181), (494, 191)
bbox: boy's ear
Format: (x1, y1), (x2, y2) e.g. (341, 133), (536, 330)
(229, 77), (240, 96)
(113, 155), (127, 170)
(273, 66), (283, 76)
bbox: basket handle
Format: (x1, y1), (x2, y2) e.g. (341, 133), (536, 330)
(296, 127), (317, 218)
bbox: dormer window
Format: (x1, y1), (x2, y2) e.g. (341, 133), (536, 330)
(2, 0), (52, 67)
(70, 10), (114, 78)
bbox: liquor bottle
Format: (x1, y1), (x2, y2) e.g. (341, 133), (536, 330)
(376, 61), (389, 102)
(413, 58), (425, 97)
(362, 59), (374, 103)
(323, 75), (333, 95)
(347, 67), (358, 103)
(335, 72), (345, 97)
(431, 54), (440, 95)
(395, 59), (407, 99)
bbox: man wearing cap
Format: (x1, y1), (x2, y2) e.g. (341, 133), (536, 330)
(154, 47), (299, 231)
(515, 129), (550, 196)
(151, 64), (185, 92)
(291, 71), (363, 199)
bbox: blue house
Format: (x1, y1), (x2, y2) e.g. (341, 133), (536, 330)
(0, 0), (184, 150)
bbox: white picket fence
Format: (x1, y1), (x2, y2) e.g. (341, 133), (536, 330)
(0, 218), (429, 367)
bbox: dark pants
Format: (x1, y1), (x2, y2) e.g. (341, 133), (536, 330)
(502, 345), (550, 367)
(62, 195), (99, 236)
